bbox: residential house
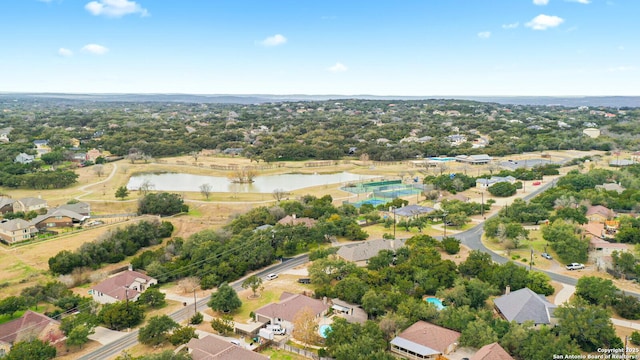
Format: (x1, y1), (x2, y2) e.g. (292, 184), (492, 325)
(476, 176), (517, 190)
(585, 205), (615, 223)
(330, 298), (368, 324)
(493, 287), (557, 326)
(447, 134), (467, 146)
(0, 197), (15, 214)
(187, 335), (269, 360)
(86, 148), (102, 162)
(455, 154), (493, 165)
(595, 183), (625, 194)
(337, 238), (407, 266)
(0, 219), (38, 244)
(30, 207), (89, 230)
(277, 215), (317, 228)
(254, 292), (329, 333)
(14, 153), (35, 164)
(91, 269), (158, 304)
(589, 238), (629, 256)
(72, 153), (87, 163)
(390, 321), (461, 360)
(0, 311), (65, 356)
(33, 140), (51, 157)
(12, 197), (48, 213)
(470, 342), (514, 360)
(392, 205), (436, 220)
(58, 202), (91, 217)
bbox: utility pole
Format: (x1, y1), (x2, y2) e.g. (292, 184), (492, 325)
(193, 288), (198, 318)
(391, 206), (396, 239)
(443, 211), (448, 238)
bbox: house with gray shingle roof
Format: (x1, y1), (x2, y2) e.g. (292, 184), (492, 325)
(493, 287), (557, 325)
(30, 207), (89, 230)
(337, 238), (407, 266)
(393, 205), (436, 220)
(0, 219), (38, 244)
(455, 154), (493, 165)
(0, 197), (15, 214)
(390, 321), (460, 359)
(12, 197), (47, 213)
(14, 153), (35, 164)
(476, 176), (516, 189)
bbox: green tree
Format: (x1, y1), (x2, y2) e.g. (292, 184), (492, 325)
(555, 300), (623, 352)
(488, 182), (517, 197)
(138, 315), (179, 346)
(138, 192), (189, 216)
(115, 186), (129, 199)
(241, 275), (263, 298)
(136, 287), (166, 308)
(575, 276), (618, 307)
(98, 302), (145, 330)
(441, 237), (460, 254)
(459, 318), (498, 348)
(210, 315), (234, 335)
(0, 296), (26, 318)
(614, 294), (640, 320)
(168, 326), (198, 346)
(66, 324), (94, 349)
(5, 339), (56, 360)
(208, 282), (242, 313)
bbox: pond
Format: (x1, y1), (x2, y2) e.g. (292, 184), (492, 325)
(126, 172), (380, 193)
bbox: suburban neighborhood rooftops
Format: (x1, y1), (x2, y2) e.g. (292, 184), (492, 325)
(391, 321), (461, 356)
(337, 238), (406, 263)
(493, 287), (556, 324)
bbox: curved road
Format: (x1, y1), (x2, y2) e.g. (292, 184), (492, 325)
(78, 255), (310, 360)
(79, 175), (640, 359)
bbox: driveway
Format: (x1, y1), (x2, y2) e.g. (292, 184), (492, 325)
(88, 326), (129, 345)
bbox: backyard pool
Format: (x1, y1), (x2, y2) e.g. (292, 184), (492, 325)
(319, 324), (332, 338)
(425, 297), (446, 311)
(428, 157), (457, 162)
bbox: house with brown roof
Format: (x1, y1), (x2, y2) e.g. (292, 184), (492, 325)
(254, 292), (329, 333)
(471, 342), (514, 360)
(187, 335), (269, 360)
(0, 219), (38, 244)
(30, 208), (90, 230)
(86, 148), (102, 162)
(390, 321), (460, 359)
(586, 205), (615, 223)
(277, 215), (317, 228)
(0, 310), (65, 356)
(91, 269), (158, 304)
(589, 238), (629, 256)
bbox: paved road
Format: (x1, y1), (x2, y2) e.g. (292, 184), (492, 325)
(78, 255), (310, 360)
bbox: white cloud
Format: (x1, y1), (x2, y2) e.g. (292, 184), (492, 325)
(85, 0), (149, 18)
(58, 48), (73, 57)
(533, 0), (549, 5)
(502, 22), (519, 29)
(81, 44), (109, 55)
(526, 14), (564, 30)
(477, 31), (491, 39)
(259, 34), (287, 47)
(566, 0), (590, 3)
(328, 62), (348, 73)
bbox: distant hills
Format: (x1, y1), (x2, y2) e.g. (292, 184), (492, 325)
(0, 92), (638, 107)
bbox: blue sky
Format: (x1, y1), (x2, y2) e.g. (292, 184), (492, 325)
(0, 0), (637, 96)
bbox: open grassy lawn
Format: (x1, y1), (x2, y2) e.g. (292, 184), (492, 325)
(260, 349), (310, 360)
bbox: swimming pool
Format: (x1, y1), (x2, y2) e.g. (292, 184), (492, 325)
(426, 297), (445, 311)
(319, 324), (332, 338)
(428, 157), (457, 162)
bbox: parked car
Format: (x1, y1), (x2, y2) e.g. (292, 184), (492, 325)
(566, 263), (585, 270)
(541, 253), (552, 260)
(297, 278), (311, 284)
(266, 273), (278, 280)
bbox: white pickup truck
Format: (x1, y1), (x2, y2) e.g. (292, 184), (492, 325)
(566, 263), (585, 270)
